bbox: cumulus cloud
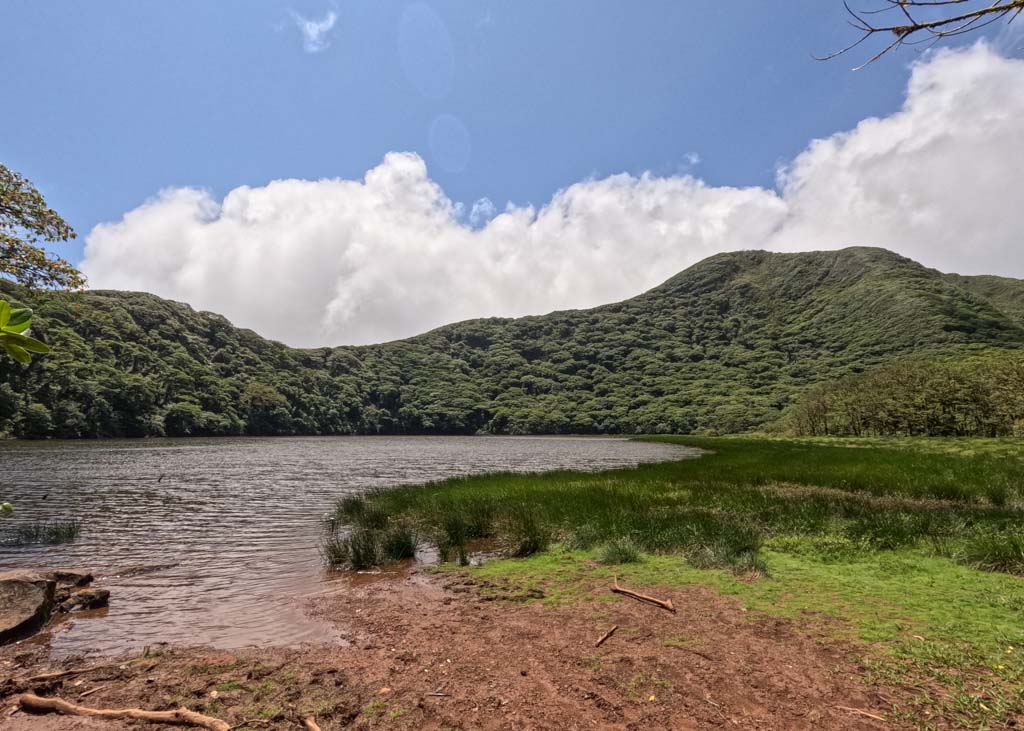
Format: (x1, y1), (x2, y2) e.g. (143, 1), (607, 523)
(291, 9), (337, 53)
(83, 43), (1024, 347)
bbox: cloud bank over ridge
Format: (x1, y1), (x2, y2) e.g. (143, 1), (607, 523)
(82, 44), (1024, 346)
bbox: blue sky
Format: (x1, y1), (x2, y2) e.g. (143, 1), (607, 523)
(3, 2), (1022, 345)
(3, 0), (918, 262)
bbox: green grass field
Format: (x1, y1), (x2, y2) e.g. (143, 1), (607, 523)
(324, 436), (1024, 726)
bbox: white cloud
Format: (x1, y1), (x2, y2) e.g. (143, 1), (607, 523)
(468, 197), (496, 227)
(291, 10), (337, 53)
(82, 43), (1024, 347)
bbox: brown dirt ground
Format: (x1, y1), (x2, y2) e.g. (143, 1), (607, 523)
(1, 566), (933, 730)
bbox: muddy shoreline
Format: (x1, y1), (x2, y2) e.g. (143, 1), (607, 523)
(1, 563), (930, 730)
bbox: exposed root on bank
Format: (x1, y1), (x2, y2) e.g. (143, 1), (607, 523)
(18, 693), (231, 731)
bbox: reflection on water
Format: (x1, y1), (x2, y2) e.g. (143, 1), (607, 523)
(0, 435), (690, 655)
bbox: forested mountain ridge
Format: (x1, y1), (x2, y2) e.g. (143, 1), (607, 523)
(1, 247), (1021, 438)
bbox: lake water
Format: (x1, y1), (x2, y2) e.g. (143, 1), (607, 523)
(0, 435), (692, 655)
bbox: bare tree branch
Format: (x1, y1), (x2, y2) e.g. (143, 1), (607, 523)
(823, 0), (1024, 66)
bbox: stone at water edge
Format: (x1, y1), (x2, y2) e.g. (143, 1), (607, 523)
(0, 570), (56, 645)
(57, 588), (110, 614)
(43, 569), (94, 587)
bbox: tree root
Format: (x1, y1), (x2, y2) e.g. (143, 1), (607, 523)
(19, 693), (231, 731)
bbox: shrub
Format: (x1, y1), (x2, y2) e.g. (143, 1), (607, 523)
(961, 530), (1024, 575)
(598, 537), (643, 565)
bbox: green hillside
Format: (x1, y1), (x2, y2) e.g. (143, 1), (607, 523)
(1, 247), (1021, 438)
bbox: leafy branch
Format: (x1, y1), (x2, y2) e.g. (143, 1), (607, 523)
(0, 299), (49, 364)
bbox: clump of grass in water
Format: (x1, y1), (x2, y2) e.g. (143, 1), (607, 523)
(380, 523), (418, 561)
(330, 494), (389, 531)
(321, 528), (381, 570)
(464, 499), (497, 539)
(598, 537), (642, 565)
(3, 519), (81, 546)
(435, 512), (469, 565)
(504, 506), (551, 557)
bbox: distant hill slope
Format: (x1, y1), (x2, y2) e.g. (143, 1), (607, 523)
(1, 247), (1021, 438)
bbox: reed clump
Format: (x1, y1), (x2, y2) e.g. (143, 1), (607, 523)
(2, 519), (82, 546)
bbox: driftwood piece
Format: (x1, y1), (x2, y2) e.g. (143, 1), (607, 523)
(302, 716), (323, 731)
(611, 578), (675, 613)
(19, 693), (231, 731)
(594, 625), (618, 647)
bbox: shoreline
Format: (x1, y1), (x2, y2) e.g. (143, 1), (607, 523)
(3, 436), (1022, 728)
(2, 561), (920, 730)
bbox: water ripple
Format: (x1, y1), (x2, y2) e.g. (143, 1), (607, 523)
(0, 435), (687, 654)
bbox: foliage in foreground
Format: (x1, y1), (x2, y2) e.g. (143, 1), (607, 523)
(2, 247), (1023, 438)
(0, 162), (84, 290)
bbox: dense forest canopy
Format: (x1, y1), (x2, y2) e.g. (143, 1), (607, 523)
(1, 247), (1021, 439)
(791, 349), (1024, 437)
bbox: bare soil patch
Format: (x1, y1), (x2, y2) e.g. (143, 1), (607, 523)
(2, 566), (927, 729)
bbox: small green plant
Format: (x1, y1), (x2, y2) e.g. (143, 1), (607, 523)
(362, 699), (387, 718)
(0, 300), (49, 364)
(598, 537), (643, 565)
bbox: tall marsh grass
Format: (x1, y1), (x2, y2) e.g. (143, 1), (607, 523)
(322, 437), (1024, 576)
(1, 519), (82, 546)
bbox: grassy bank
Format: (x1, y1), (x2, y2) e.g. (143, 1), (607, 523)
(326, 437), (1024, 575)
(324, 436), (1024, 725)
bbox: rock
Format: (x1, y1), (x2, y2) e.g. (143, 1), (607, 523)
(0, 570), (56, 645)
(57, 588), (110, 613)
(42, 569), (93, 587)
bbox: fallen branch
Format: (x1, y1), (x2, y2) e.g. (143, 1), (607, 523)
(594, 625), (618, 647)
(19, 693), (231, 731)
(302, 716), (323, 731)
(836, 705), (886, 722)
(611, 578), (675, 613)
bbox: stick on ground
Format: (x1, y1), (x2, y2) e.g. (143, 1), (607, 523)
(836, 705), (886, 722)
(302, 716), (323, 731)
(19, 693), (231, 731)
(594, 625), (618, 647)
(611, 578), (675, 613)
